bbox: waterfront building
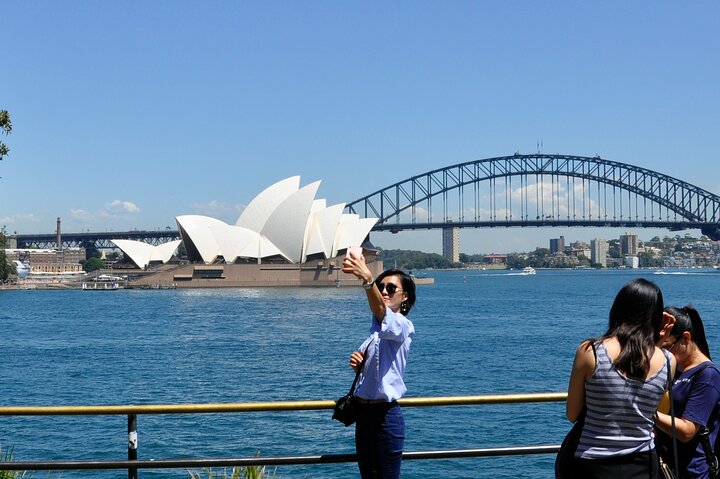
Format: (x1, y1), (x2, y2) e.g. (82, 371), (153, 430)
(590, 238), (607, 267)
(625, 256), (640, 269)
(550, 236), (565, 254)
(483, 254), (507, 266)
(111, 176), (377, 268)
(442, 224), (460, 263)
(108, 177), (382, 288)
(620, 232), (639, 256)
(5, 248), (85, 274)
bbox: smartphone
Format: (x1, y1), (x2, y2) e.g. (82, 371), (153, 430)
(346, 246), (363, 259)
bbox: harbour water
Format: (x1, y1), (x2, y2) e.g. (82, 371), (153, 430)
(1, 269), (719, 478)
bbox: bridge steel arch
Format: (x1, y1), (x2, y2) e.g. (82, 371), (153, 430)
(346, 154), (720, 241)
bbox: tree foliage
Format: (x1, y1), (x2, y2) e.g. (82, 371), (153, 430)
(0, 230), (9, 281)
(378, 249), (454, 270)
(0, 110), (11, 160)
(81, 257), (105, 272)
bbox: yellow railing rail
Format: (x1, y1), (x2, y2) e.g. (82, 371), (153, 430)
(0, 392), (568, 478)
(0, 392), (567, 415)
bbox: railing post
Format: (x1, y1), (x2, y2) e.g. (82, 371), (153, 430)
(128, 414), (138, 479)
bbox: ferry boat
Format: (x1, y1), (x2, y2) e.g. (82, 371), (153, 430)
(410, 273), (435, 285)
(522, 267), (536, 275)
(82, 280), (122, 291)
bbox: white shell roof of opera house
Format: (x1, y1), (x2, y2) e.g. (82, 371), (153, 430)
(113, 176), (377, 267)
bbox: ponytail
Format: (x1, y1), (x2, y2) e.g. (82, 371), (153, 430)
(665, 305), (712, 360)
(685, 306), (712, 360)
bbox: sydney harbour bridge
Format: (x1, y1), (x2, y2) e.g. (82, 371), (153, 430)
(13, 154), (720, 250)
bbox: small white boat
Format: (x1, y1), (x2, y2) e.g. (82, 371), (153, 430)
(522, 267), (536, 275)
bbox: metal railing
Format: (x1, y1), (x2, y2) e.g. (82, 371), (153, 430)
(0, 392), (567, 477)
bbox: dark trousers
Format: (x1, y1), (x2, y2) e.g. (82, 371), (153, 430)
(576, 449), (658, 479)
(355, 402), (404, 479)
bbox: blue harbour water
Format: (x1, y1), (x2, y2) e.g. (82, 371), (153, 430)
(1, 269), (720, 478)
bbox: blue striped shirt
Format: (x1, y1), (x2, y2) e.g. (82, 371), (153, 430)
(354, 307), (415, 402)
(576, 342), (670, 459)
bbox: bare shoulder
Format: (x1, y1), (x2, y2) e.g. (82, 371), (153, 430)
(650, 346), (674, 376)
(574, 340), (597, 372)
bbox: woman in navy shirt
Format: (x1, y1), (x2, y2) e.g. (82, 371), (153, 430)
(655, 305), (720, 478)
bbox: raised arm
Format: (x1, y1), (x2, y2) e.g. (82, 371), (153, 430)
(342, 251), (386, 320)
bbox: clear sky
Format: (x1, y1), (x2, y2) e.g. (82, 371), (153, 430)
(3, 2), (719, 254)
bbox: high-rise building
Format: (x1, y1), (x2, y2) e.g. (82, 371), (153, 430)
(550, 236), (566, 254)
(590, 238), (607, 267)
(442, 225), (460, 263)
(620, 232), (639, 256)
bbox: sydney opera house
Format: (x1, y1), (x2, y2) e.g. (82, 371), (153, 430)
(112, 177), (384, 288)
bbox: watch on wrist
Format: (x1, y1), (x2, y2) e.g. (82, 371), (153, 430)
(362, 278), (374, 290)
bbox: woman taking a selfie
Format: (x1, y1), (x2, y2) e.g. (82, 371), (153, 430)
(655, 305), (720, 479)
(342, 248), (416, 479)
(565, 278), (675, 478)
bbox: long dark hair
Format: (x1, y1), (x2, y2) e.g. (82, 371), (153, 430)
(665, 305), (712, 360)
(375, 269), (416, 315)
(602, 278), (664, 379)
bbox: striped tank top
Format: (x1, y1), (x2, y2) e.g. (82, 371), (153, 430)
(576, 341), (670, 459)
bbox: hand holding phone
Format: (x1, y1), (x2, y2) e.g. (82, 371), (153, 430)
(346, 246), (363, 259)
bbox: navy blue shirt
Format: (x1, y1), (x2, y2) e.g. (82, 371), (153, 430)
(657, 362), (720, 478)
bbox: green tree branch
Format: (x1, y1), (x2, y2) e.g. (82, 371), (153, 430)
(0, 110), (12, 160)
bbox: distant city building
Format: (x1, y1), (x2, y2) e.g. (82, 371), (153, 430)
(625, 256), (640, 269)
(5, 248), (85, 274)
(620, 232), (639, 256)
(590, 238), (607, 267)
(483, 254), (507, 265)
(442, 224), (460, 263)
(550, 236), (565, 254)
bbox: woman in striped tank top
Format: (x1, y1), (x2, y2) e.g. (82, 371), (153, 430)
(565, 278), (676, 478)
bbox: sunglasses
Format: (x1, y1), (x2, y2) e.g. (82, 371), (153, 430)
(665, 337), (681, 351)
(377, 282), (403, 296)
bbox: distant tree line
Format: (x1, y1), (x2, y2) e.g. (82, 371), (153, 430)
(0, 228), (16, 281)
(377, 249), (455, 270)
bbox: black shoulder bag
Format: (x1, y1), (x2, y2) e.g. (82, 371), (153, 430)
(332, 340), (373, 427)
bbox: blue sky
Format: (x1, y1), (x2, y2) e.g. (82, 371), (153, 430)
(3, 2), (719, 254)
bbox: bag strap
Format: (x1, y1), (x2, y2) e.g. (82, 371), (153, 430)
(686, 363), (719, 473)
(667, 351), (680, 479)
(348, 339), (374, 395)
(698, 426), (719, 476)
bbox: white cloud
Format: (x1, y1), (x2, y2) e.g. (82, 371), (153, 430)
(65, 202), (141, 231)
(70, 209), (93, 221)
(106, 200), (140, 213)
(0, 213), (41, 227)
